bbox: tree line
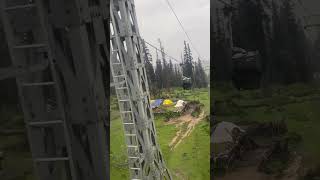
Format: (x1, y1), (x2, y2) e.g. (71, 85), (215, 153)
(142, 39), (208, 95)
(1, 15), (208, 103)
(0, 20), (19, 106)
(212, 0), (318, 87)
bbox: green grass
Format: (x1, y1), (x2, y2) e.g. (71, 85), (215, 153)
(110, 109), (129, 180)
(0, 106), (35, 180)
(110, 88), (210, 179)
(213, 83), (320, 167)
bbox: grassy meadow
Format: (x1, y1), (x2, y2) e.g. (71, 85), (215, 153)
(213, 83), (320, 170)
(110, 88), (210, 180)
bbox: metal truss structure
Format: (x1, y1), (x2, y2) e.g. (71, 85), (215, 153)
(110, 0), (172, 179)
(0, 0), (110, 179)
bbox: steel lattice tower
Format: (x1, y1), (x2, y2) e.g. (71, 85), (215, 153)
(110, 0), (172, 179)
(0, 0), (109, 179)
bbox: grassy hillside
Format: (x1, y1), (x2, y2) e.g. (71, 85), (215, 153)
(110, 88), (210, 180)
(213, 83), (320, 170)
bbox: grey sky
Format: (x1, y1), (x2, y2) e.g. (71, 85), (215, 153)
(300, 0), (320, 41)
(134, 0), (210, 69)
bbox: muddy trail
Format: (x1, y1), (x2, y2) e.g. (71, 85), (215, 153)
(215, 145), (273, 180)
(165, 102), (205, 150)
(214, 121), (304, 180)
(215, 154), (302, 180)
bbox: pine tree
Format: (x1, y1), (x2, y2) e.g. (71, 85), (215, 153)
(194, 59), (200, 88)
(168, 59), (174, 87)
(142, 39), (156, 92)
(313, 30), (320, 74)
(212, 1), (233, 82)
(154, 50), (163, 89)
(182, 41), (194, 80)
(174, 64), (179, 87)
(276, 0), (311, 83)
(0, 19), (18, 105)
(197, 58), (208, 88)
(159, 39), (168, 89)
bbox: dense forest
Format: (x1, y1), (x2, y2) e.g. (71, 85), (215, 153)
(142, 40), (208, 95)
(212, 1), (320, 179)
(1, 16), (208, 102)
(0, 20), (18, 106)
(212, 0), (320, 88)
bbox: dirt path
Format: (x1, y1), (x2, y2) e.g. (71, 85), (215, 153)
(215, 154), (302, 180)
(174, 170), (188, 180)
(215, 165), (301, 180)
(166, 111), (205, 150)
(215, 167), (274, 180)
(281, 154), (302, 180)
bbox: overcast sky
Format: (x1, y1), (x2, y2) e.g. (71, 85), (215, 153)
(135, 0), (210, 69)
(300, 0), (320, 41)
(134, 0), (319, 70)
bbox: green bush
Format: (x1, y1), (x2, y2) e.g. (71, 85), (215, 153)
(213, 100), (246, 117)
(284, 132), (302, 151)
(163, 111), (180, 121)
(263, 158), (289, 175)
